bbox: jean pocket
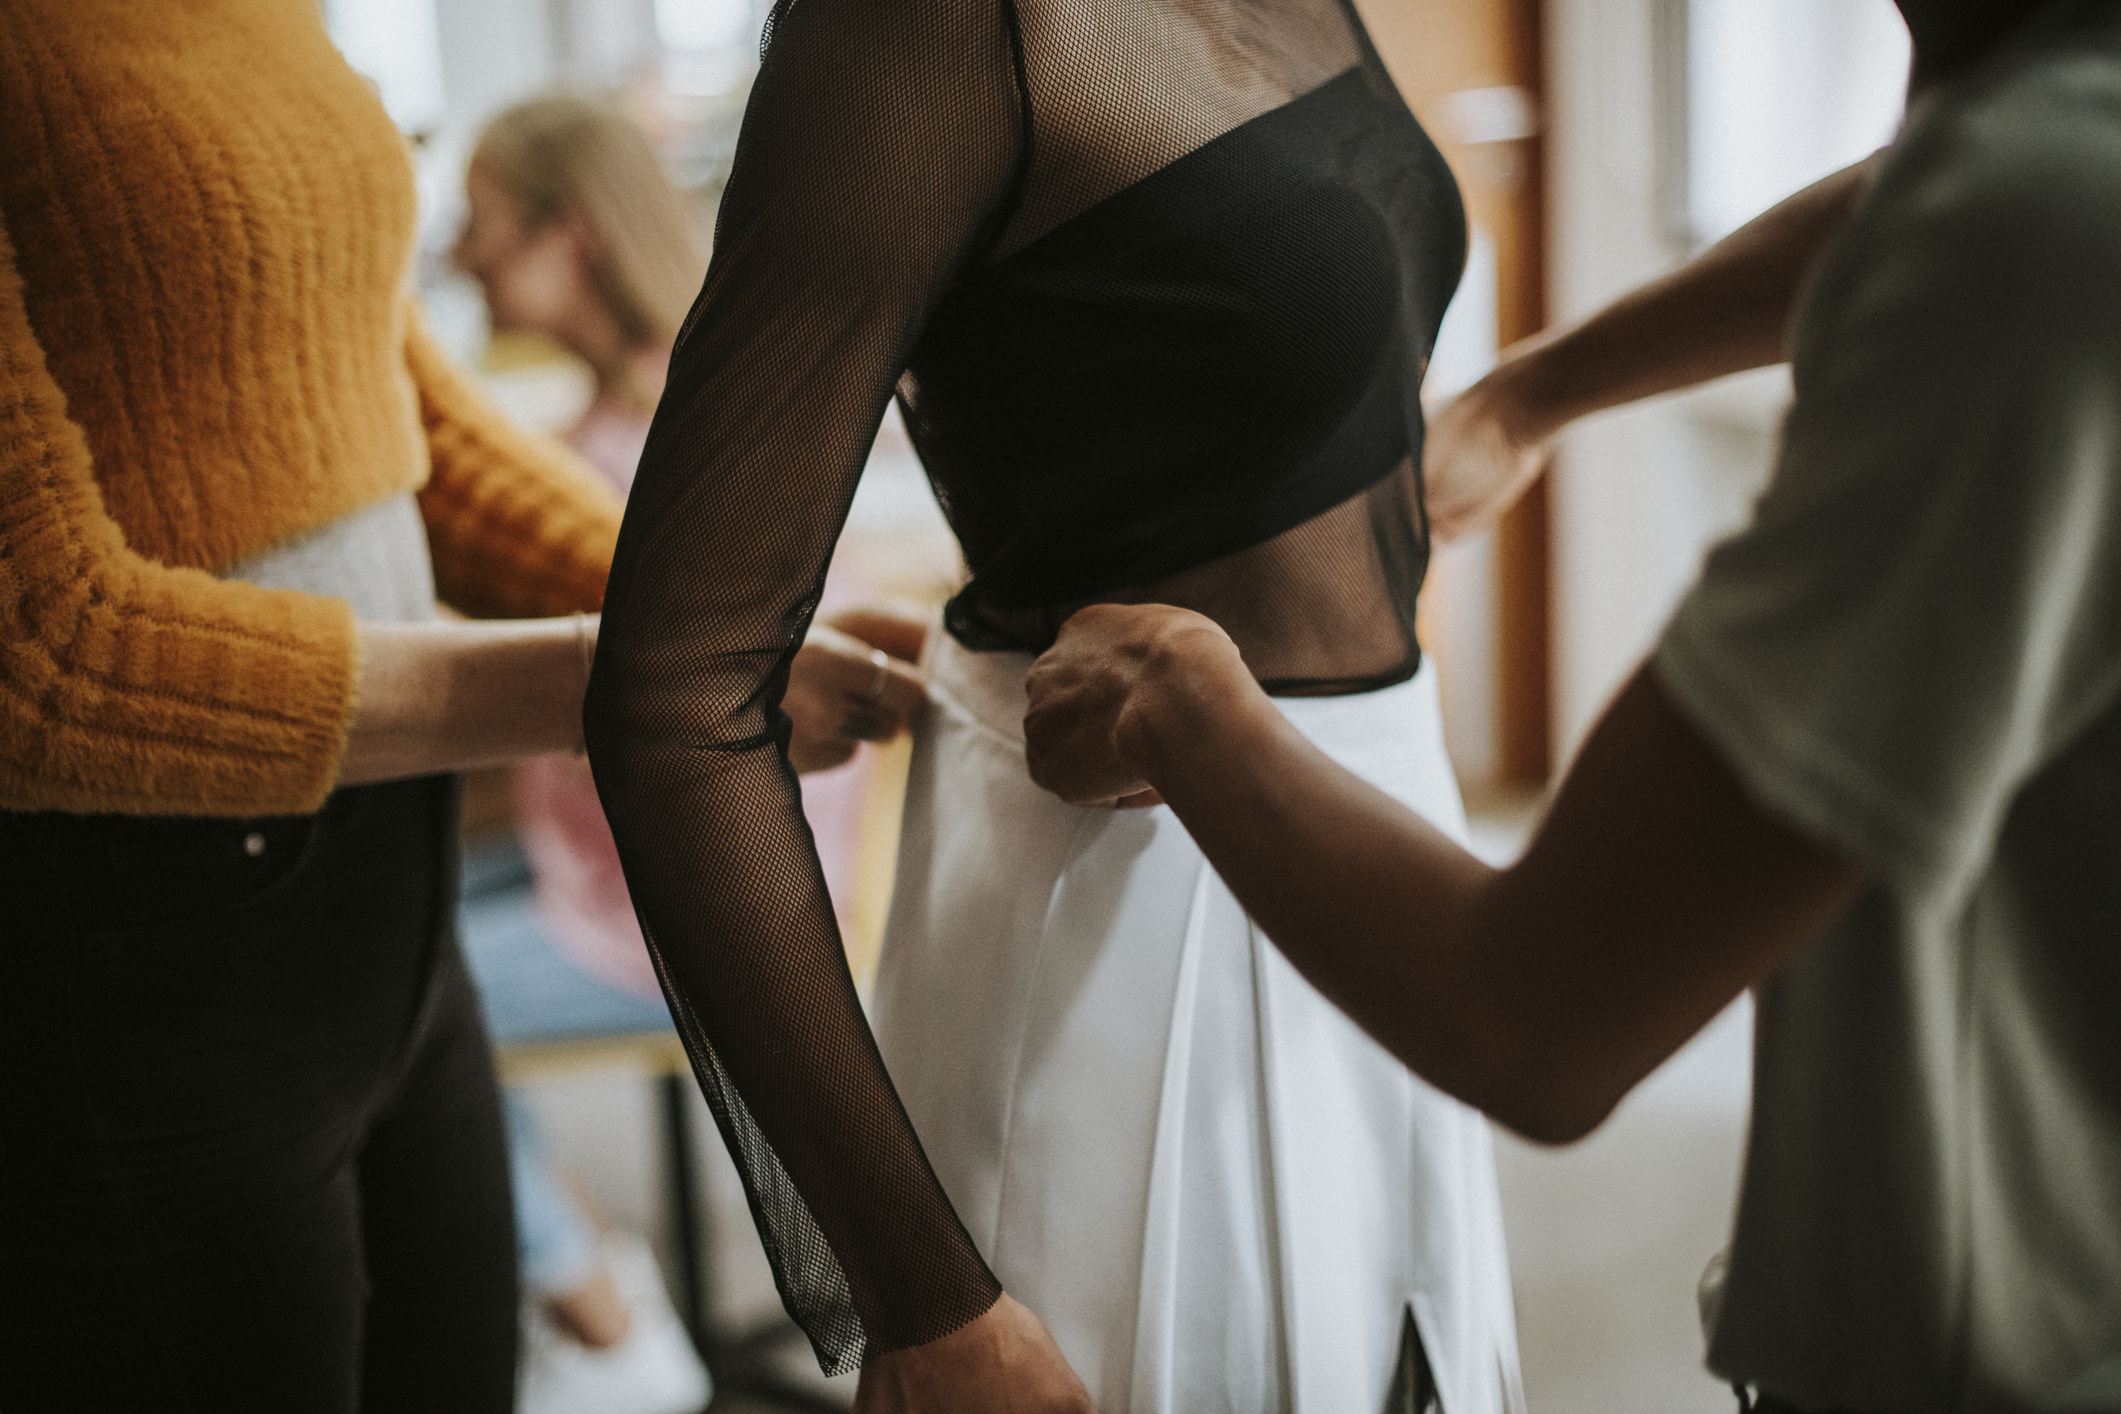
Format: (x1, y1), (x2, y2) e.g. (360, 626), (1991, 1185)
(66, 810), (323, 944)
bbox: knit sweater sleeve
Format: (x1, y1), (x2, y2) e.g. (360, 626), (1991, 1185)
(406, 307), (625, 619)
(0, 217), (358, 818)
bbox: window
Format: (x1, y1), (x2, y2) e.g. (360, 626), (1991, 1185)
(323, 0), (449, 135)
(1667, 0), (1910, 245)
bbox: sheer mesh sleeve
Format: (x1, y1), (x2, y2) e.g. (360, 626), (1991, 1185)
(580, 0), (1028, 1373)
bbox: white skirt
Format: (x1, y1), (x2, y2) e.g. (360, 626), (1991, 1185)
(873, 635), (1523, 1414)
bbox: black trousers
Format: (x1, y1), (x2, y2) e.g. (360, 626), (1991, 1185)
(0, 776), (517, 1413)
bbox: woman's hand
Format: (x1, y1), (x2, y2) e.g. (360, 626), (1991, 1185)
(1023, 604), (1252, 809)
(783, 605), (930, 773)
(1421, 364), (1554, 544)
(852, 1294), (1094, 1414)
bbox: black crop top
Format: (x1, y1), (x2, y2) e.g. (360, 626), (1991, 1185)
(584, 0), (1465, 1373)
(911, 62), (1463, 679)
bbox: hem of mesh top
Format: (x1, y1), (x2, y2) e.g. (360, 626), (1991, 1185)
(939, 594), (1426, 699)
(1254, 647), (1423, 697)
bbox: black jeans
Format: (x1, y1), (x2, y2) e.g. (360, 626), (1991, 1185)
(0, 776), (516, 1413)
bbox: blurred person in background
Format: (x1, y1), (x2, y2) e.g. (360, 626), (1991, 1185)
(457, 94), (696, 516)
(452, 94), (926, 1412)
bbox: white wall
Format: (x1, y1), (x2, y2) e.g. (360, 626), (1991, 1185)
(429, 0), (557, 130)
(1683, 0), (1910, 243)
(1540, 0), (1905, 765)
(1428, 227), (1503, 786)
(1545, 0), (1711, 761)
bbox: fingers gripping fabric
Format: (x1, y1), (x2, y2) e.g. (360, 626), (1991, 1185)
(586, 0), (1464, 1372)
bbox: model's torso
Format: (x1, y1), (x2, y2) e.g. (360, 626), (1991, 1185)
(898, 0), (1464, 691)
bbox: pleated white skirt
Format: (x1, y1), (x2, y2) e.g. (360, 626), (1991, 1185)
(873, 635), (1524, 1414)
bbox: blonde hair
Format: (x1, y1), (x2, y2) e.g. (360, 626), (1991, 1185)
(473, 95), (706, 354)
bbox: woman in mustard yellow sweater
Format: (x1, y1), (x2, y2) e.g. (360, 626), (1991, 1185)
(0, 4), (914, 1408)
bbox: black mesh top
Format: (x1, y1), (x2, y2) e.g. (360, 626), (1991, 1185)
(583, 0), (1464, 1374)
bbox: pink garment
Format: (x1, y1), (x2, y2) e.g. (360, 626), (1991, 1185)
(565, 392), (648, 496)
(514, 387), (874, 999)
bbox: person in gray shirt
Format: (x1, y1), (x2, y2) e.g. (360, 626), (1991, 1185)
(1019, 1), (2121, 1409)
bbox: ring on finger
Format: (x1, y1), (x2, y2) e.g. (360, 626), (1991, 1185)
(862, 647), (891, 702)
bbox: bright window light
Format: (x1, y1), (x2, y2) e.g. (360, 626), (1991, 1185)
(1684, 0), (1910, 243)
(322, 0), (448, 135)
(655, 0), (752, 53)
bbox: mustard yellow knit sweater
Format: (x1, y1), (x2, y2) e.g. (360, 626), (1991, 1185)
(1, 0), (628, 817)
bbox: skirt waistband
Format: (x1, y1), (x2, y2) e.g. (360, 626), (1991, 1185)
(922, 630), (1443, 761)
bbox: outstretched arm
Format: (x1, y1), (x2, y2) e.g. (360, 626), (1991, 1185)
(1022, 604), (1862, 1143)
(1030, 80), (2121, 1151)
(1426, 155), (1878, 540)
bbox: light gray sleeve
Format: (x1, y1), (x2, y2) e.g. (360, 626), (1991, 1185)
(1653, 83), (2121, 907)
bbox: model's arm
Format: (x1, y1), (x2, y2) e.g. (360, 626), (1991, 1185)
(1425, 155), (1878, 541)
(1022, 605), (1862, 1142)
(583, 0), (1086, 1401)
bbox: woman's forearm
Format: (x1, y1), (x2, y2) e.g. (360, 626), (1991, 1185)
(344, 611), (926, 793)
(1423, 156), (1879, 542)
(1103, 631), (1858, 1145)
(1500, 156), (1878, 440)
(339, 617), (594, 787)
(1113, 650), (1525, 1118)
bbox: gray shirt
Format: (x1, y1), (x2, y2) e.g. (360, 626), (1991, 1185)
(1653, 6), (2121, 1409)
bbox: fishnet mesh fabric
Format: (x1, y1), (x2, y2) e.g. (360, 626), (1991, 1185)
(585, 0), (1464, 1373)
